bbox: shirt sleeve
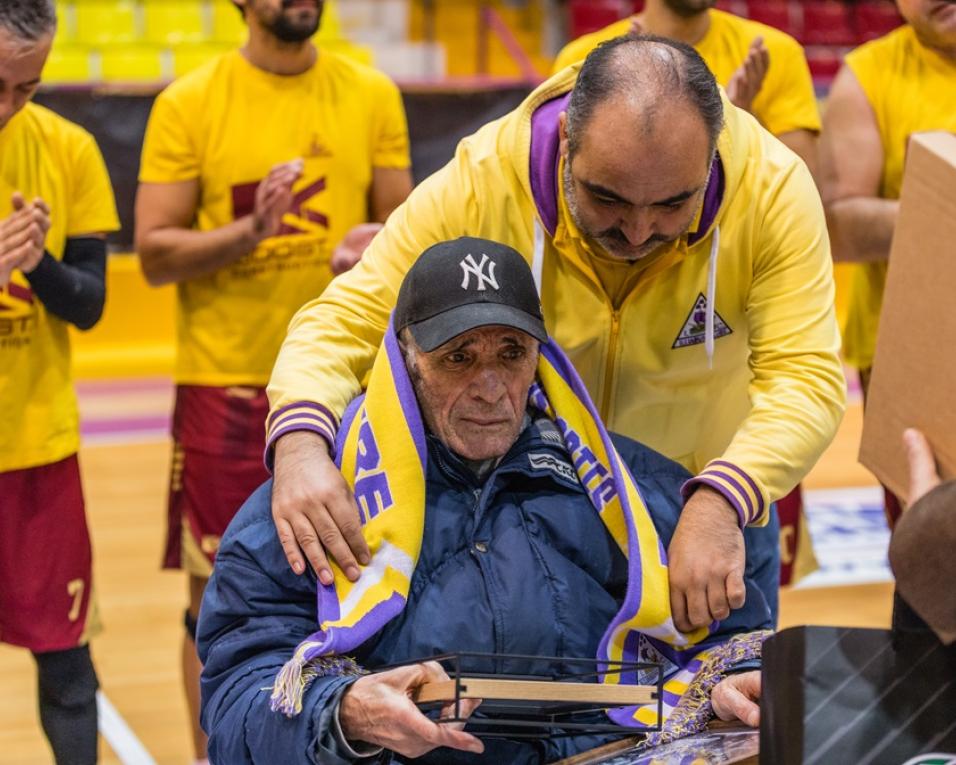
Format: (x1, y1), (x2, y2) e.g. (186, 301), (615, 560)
(265, 134), (485, 459)
(752, 34), (821, 136)
(139, 86), (201, 183)
(683, 145), (846, 526)
(65, 132), (120, 236)
(369, 72), (411, 169)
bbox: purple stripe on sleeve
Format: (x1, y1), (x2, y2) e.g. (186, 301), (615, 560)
(269, 410), (336, 439)
(700, 468), (756, 522)
(681, 475), (747, 529)
(268, 400), (340, 431)
(263, 421), (335, 472)
(708, 460), (764, 516)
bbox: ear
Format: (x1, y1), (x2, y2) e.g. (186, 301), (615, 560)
(558, 111), (570, 160)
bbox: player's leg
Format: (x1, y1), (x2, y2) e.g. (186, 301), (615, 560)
(183, 575), (207, 764)
(164, 385), (271, 763)
(0, 455), (100, 765)
(34, 645), (99, 765)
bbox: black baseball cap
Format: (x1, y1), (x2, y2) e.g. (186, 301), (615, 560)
(394, 237), (548, 352)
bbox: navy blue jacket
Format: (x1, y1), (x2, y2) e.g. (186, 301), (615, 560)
(198, 416), (777, 764)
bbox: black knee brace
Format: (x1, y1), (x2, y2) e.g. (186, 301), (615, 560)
(33, 645), (99, 765)
(184, 608), (199, 642)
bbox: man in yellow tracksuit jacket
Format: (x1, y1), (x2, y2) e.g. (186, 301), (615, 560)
(266, 36), (845, 633)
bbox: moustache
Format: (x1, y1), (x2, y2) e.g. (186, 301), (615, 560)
(597, 228), (670, 249)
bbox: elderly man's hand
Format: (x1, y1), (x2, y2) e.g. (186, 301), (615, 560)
(271, 431), (370, 582)
(330, 222), (382, 275)
(340, 662), (484, 758)
(904, 428), (941, 506)
(726, 38), (769, 114)
(667, 486), (746, 633)
(711, 670), (761, 727)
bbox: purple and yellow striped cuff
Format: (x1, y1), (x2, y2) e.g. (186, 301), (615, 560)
(681, 460), (766, 528)
(264, 401), (340, 470)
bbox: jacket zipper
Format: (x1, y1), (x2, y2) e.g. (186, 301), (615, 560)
(600, 309), (621, 422)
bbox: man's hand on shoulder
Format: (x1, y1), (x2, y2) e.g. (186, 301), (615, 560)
(668, 486), (746, 633)
(339, 662), (484, 758)
(272, 430), (370, 583)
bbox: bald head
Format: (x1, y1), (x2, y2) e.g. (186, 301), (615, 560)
(565, 35), (723, 159)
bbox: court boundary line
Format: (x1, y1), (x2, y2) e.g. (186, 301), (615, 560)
(97, 692), (157, 765)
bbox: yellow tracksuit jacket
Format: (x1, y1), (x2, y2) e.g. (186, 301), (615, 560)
(266, 67), (845, 528)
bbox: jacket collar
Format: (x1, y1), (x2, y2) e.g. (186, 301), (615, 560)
(427, 410), (579, 492)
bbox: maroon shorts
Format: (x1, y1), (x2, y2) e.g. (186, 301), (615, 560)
(163, 385), (270, 576)
(0, 454), (96, 653)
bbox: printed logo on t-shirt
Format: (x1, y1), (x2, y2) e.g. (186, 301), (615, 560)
(672, 292), (733, 349)
(0, 279), (37, 349)
(231, 175), (330, 236)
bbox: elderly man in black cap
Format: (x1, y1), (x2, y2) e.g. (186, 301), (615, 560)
(197, 237), (774, 765)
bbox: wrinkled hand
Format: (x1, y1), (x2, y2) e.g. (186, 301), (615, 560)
(330, 222), (382, 275)
(0, 192), (51, 285)
(340, 662), (484, 758)
(726, 37), (769, 113)
(904, 428), (941, 506)
(271, 431), (370, 582)
(251, 159), (303, 242)
(711, 670), (761, 727)
(668, 486), (746, 633)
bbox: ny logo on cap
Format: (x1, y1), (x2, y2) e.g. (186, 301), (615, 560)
(459, 253), (499, 291)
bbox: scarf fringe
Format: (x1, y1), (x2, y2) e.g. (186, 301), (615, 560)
(270, 651), (365, 717)
(645, 629), (771, 746)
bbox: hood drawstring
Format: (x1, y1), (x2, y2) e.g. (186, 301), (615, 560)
(704, 225), (720, 370)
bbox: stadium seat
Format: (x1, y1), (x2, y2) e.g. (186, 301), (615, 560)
(569, 0), (632, 39)
(99, 44), (167, 81)
(745, 0), (798, 37)
(211, 0), (247, 44)
(43, 44), (92, 84)
(74, 0), (140, 46)
(855, 0), (904, 41)
(53, 1), (79, 43)
(142, 0), (208, 46)
(801, 0), (856, 46)
(172, 43), (230, 77)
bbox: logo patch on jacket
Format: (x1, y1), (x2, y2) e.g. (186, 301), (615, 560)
(672, 293), (733, 349)
(528, 452), (577, 483)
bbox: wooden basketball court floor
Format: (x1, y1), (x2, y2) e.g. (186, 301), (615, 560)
(0, 382), (894, 765)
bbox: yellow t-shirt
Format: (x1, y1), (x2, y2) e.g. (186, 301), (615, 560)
(0, 103), (120, 473)
(842, 26), (956, 370)
(552, 9), (820, 137)
(139, 49), (410, 386)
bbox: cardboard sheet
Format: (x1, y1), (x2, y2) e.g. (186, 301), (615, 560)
(859, 131), (956, 498)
